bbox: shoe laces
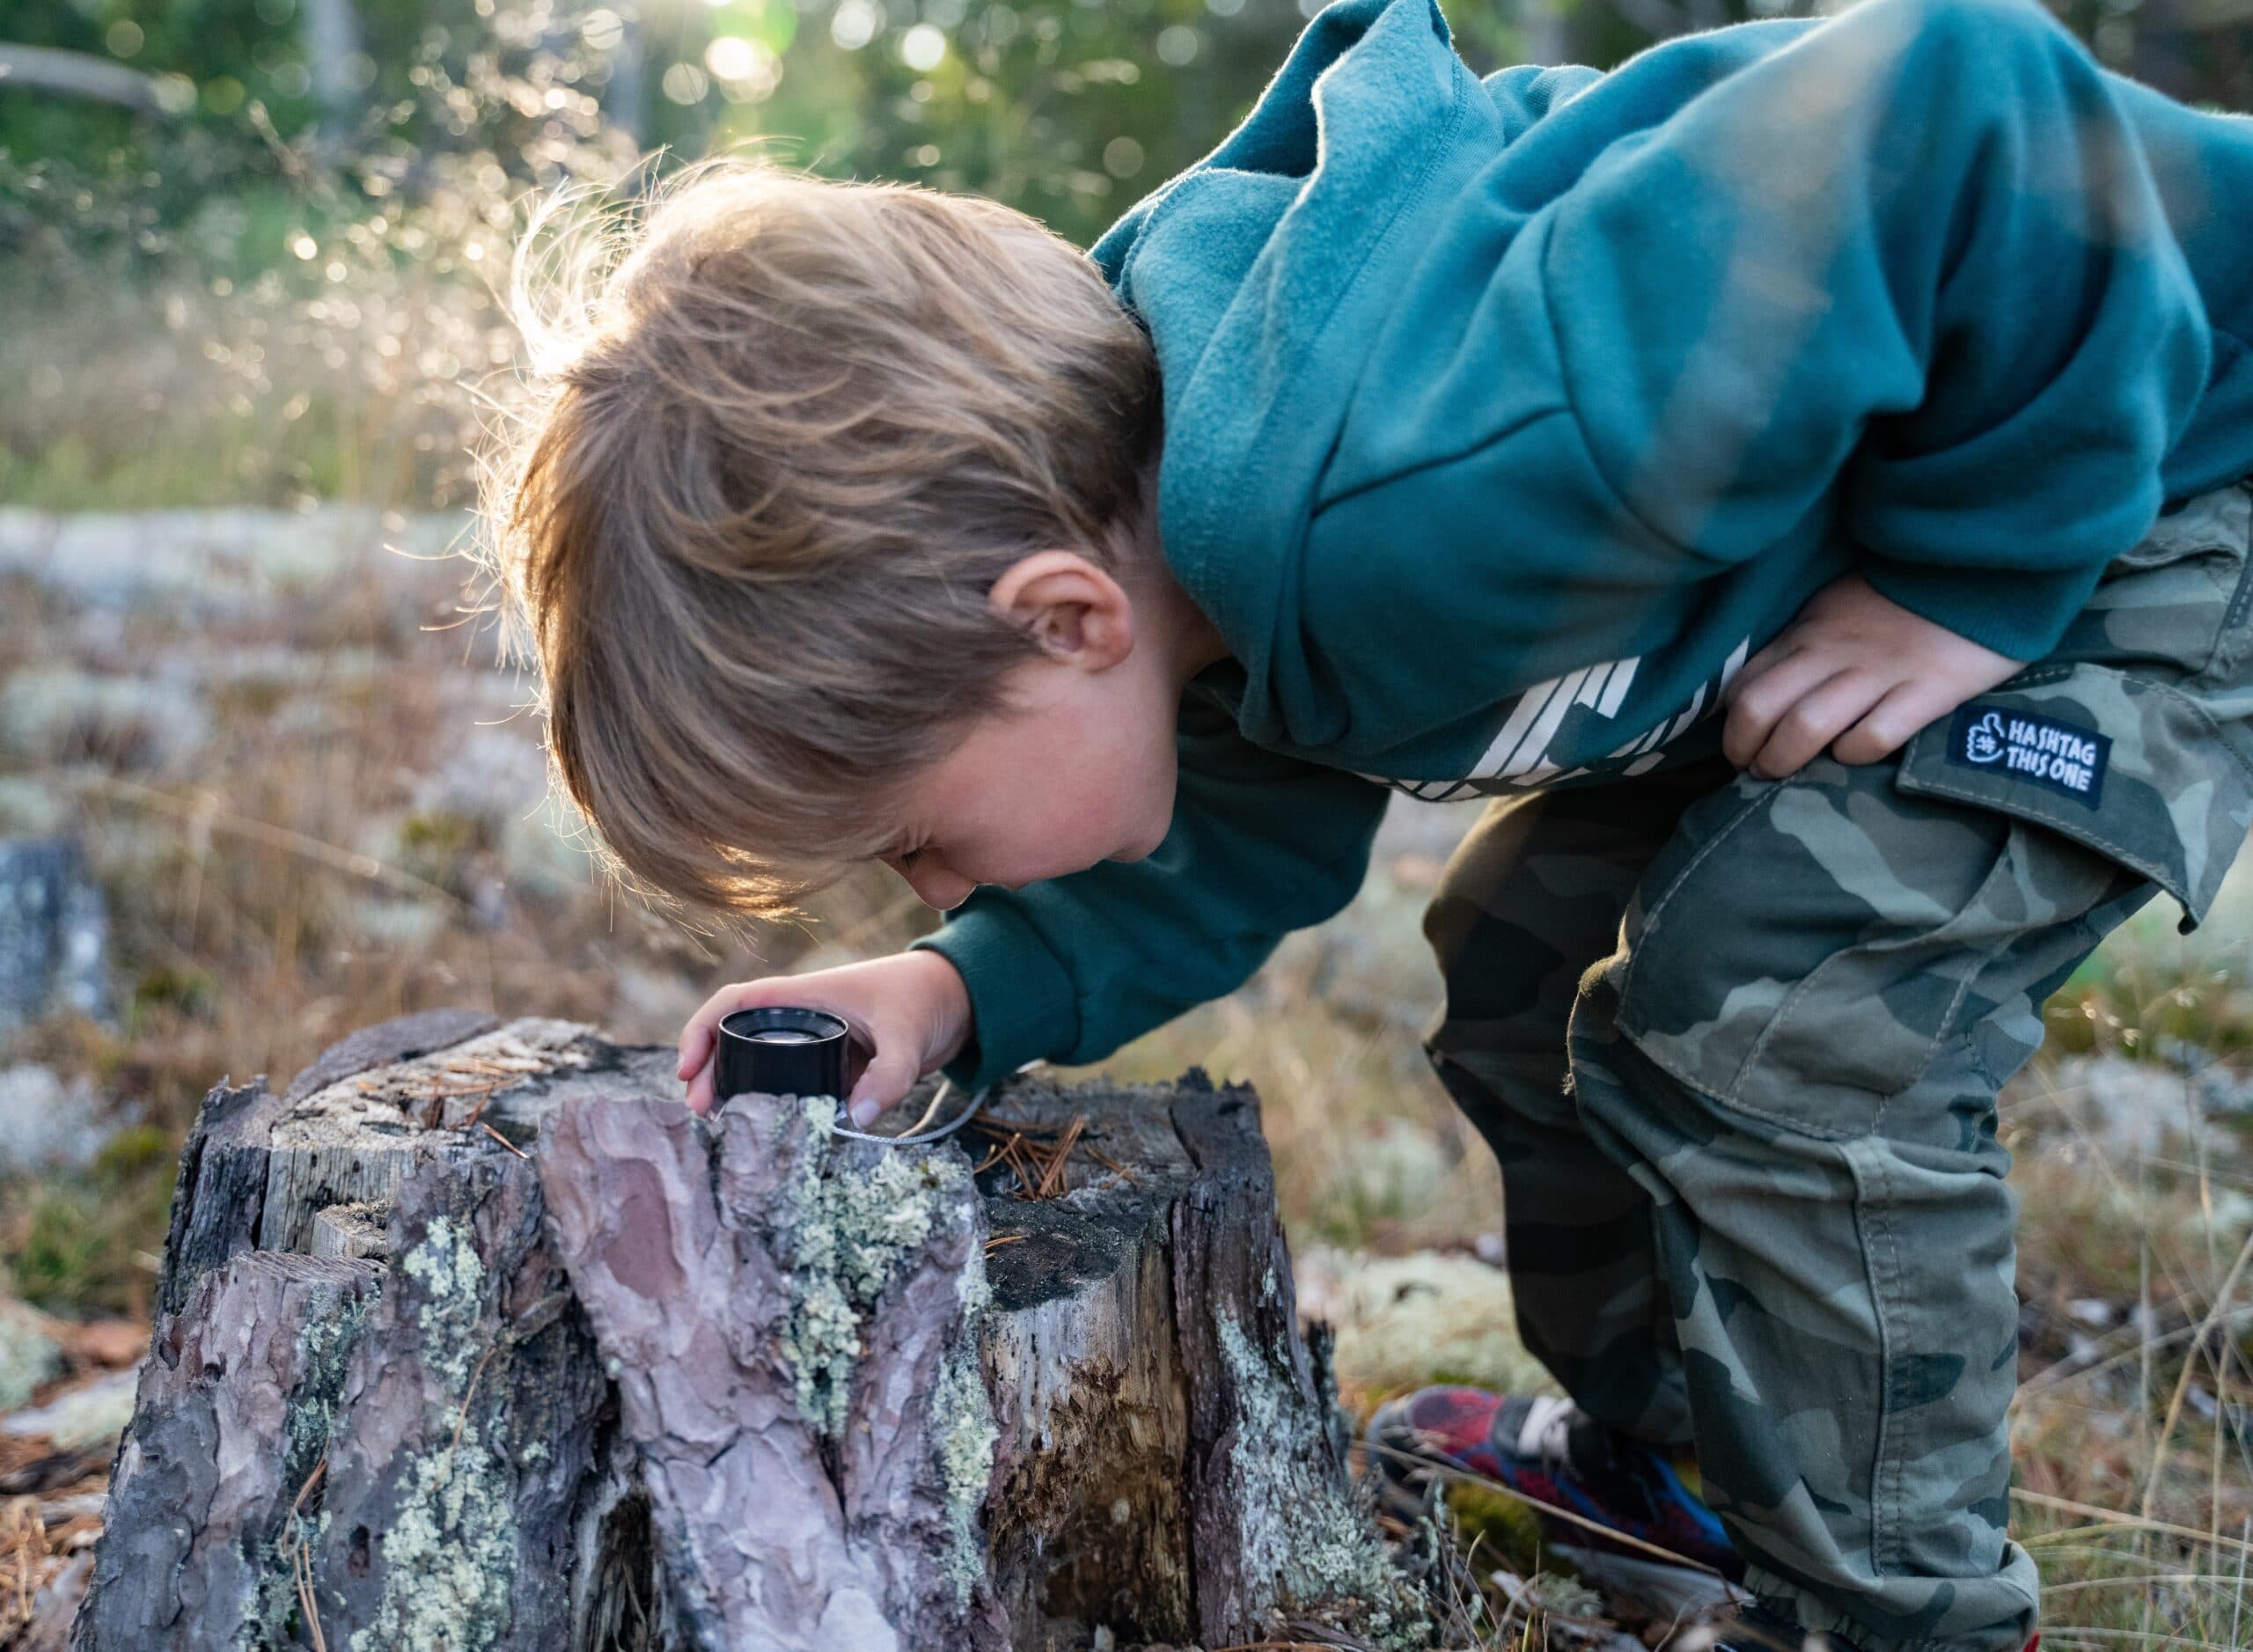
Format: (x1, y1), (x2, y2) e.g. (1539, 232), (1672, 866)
(1511, 1394), (1582, 1474)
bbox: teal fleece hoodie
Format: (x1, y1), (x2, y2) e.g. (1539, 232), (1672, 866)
(912, 0), (2253, 1090)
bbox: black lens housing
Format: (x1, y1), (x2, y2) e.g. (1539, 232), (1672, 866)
(716, 1006), (851, 1103)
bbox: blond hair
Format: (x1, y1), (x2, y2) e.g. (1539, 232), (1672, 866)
(473, 153), (1160, 927)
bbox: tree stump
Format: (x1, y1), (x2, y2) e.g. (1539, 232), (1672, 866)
(73, 1012), (1423, 1652)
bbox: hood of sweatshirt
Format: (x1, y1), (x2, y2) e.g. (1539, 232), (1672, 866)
(1086, 0), (2253, 780)
(1089, 0), (1496, 753)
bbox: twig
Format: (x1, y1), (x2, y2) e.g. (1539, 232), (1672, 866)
(2012, 1487), (2253, 1558)
(449, 1345), (503, 1457)
(1086, 1143), (1136, 1184)
(68, 773), (467, 909)
(481, 1121), (530, 1160)
(294, 1534), (327, 1652)
(1034, 1115), (1089, 1199)
(460, 1083), (499, 1131)
(275, 1457), (329, 1652)
(983, 1233), (1028, 1254)
(969, 1113), (1066, 1139)
(287, 1457), (327, 1520)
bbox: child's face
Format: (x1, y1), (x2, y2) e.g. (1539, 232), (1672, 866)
(875, 545), (1226, 911)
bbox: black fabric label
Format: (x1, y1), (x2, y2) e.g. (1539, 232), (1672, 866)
(1943, 702), (2110, 809)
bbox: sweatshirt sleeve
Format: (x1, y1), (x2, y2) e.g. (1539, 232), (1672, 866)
(906, 689), (1391, 1091)
(1535, 0), (2216, 662)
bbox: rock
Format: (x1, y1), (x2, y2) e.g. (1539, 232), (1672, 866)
(0, 666), (211, 774)
(0, 504), (459, 618)
(0, 1368), (138, 1452)
(0, 1297), (67, 1411)
(0, 837), (110, 1036)
(0, 1064), (107, 1177)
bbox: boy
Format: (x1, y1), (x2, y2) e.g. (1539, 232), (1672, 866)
(487, 0), (2253, 1645)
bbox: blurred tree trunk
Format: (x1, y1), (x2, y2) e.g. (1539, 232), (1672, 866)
(606, 7), (645, 148)
(0, 46), (164, 114)
(300, 0), (363, 153)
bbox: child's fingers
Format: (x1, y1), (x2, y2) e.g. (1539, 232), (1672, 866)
(1723, 651), (1843, 768)
(1830, 679), (1934, 766)
(846, 1045), (921, 1129)
(1749, 670), (1886, 779)
(1721, 635), (1800, 709)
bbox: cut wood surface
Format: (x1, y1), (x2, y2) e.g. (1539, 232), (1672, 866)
(73, 1011), (1422, 1652)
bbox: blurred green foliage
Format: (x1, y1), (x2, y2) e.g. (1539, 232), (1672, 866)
(0, 0), (2243, 510)
(1, 1124), (176, 1316)
(6, 0), (2242, 264)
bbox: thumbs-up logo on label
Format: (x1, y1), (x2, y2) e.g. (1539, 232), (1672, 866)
(1964, 711), (2007, 766)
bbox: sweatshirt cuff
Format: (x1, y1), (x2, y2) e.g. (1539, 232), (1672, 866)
(1859, 556), (2106, 664)
(906, 900), (1082, 1092)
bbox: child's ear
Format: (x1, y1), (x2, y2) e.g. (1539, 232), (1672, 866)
(987, 551), (1135, 671)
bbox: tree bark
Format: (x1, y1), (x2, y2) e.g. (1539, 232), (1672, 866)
(75, 1013), (1419, 1651)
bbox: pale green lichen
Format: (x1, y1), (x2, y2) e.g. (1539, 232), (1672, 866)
(400, 1215), (487, 1391)
(248, 1286), (377, 1651)
(778, 1096), (955, 1435)
(771, 1096), (999, 1601)
(0, 1303), (63, 1412)
(346, 1213), (518, 1652)
(347, 1419), (517, 1652)
(1215, 1311), (1430, 1650)
(930, 1246), (999, 1600)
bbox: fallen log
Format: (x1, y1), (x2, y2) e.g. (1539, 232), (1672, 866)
(72, 1011), (1423, 1651)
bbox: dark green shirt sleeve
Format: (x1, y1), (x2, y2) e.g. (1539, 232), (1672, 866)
(906, 687), (1391, 1090)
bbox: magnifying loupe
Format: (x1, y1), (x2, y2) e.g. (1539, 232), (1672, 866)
(716, 1006), (851, 1102)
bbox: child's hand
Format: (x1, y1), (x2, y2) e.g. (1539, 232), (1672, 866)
(677, 950), (973, 1126)
(1721, 573), (2025, 781)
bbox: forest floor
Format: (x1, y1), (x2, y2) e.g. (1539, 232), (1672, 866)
(4, 504), (2251, 1649)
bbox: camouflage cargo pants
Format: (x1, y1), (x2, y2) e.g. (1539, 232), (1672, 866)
(1423, 481), (2253, 1652)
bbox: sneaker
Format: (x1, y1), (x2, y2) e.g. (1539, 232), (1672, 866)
(1367, 1387), (1739, 1577)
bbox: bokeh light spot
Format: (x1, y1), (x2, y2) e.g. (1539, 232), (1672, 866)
(901, 23), (948, 70)
(662, 62), (711, 103)
(832, 0), (882, 51)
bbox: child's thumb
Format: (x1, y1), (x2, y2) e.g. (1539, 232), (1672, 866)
(845, 1049), (920, 1129)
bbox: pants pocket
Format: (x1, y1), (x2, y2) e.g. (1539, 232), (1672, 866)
(1609, 760), (2132, 1140)
(1895, 660), (2253, 931)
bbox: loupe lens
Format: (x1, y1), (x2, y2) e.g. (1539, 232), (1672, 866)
(716, 1006), (850, 1102)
